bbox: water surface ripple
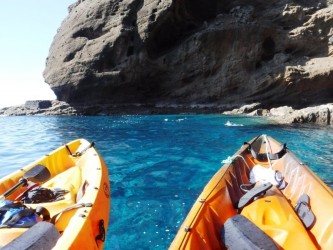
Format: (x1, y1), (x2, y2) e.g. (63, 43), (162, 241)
(0, 115), (332, 249)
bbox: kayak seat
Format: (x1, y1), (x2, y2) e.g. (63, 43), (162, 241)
(42, 166), (82, 205)
(1, 221), (60, 250)
(240, 186), (319, 249)
(25, 166), (83, 232)
(221, 214), (279, 250)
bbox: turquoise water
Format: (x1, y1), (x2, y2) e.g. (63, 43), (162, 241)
(0, 115), (332, 249)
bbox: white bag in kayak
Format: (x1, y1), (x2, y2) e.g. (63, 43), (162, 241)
(249, 164), (287, 189)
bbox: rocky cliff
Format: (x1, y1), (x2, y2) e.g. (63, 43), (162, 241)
(43, 0), (333, 110)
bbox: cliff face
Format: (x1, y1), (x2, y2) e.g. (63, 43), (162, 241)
(43, 0), (333, 108)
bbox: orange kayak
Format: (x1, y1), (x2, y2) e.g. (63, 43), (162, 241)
(170, 135), (333, 249)
(0, 139), (110, 249)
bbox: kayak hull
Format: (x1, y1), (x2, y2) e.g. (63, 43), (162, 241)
(0, 139), (110, 249)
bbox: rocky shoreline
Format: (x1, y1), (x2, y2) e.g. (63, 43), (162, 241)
(0, 100), (233, 116)
(0, 100), (78, 116)
(224, 103), (333, 125)
(0, 100), (332, 126)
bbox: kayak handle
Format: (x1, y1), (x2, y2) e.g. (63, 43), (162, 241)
(0, 179), (28, 201)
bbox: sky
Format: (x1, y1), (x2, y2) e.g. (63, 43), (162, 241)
(0, 0), (75, 108)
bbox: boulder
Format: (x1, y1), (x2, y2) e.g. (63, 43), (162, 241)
(25, 100), (52, 110)
(269, 106), (294, 116)
(290, 104), (333, 124)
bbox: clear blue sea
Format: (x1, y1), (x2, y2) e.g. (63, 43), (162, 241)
(0, 115), (332, 249)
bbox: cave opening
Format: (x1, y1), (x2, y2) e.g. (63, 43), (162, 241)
(261, 37), (275, 61)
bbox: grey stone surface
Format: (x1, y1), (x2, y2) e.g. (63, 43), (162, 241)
(43, 1), (333, 109)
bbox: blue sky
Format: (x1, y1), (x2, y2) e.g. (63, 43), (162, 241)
(0, 0), (75, 108)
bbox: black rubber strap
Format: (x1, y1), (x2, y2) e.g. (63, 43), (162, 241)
(244, 142), (287, 161)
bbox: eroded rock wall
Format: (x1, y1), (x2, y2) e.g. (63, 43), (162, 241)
(43, 0), (333, 108)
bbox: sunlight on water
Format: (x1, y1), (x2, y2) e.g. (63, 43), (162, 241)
(0, 115), (332, 249)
